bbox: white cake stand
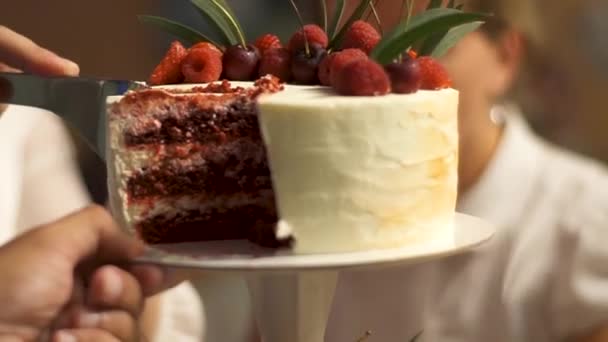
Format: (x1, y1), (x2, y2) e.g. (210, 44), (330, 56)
(135, 213), (495, 342)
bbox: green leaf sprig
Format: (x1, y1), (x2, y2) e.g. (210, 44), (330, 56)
(137, 15), (218, 46)
(327, 0), (346, 39)
(140, 0), (488, 68)
(320, 0), (329, 32)
(288, 0), (312, 56)
(138, 0), (246, 48)
(370, 6), (490, 64)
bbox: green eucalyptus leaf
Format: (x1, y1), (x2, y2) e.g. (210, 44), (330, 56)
(430, 21), (483, 57)
(320, 0), (328, 31)
(328, 0), (345, 39)
(427, 0), (443, 10)
(418, 29), (448, 56)
(370, 8), (488, 64)
(138, 15), (219, 46)
(328, 0), (372, 49)
(215, 0), (237, 20)
(215, 0), (246, 39)
(190, 0), (238, 45)
(190, 0), (242, 46)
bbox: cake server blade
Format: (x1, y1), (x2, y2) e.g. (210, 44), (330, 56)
(0, 72), (146, 161)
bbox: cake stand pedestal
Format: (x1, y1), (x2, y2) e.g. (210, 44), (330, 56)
(247, 271), (337, 342)
(135, 213), (495, 342)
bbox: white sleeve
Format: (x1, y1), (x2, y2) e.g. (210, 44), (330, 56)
(153, 282), (206, 342)
(550, 177), (608, 339)
(15, 110), (91, 231)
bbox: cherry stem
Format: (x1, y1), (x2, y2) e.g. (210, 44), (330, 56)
(369, 0), (383, 36)
(289, 0), (311, 56)
(406, 0), (416, 26)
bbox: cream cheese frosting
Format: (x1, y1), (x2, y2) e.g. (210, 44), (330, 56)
(257, 87), (459, 253)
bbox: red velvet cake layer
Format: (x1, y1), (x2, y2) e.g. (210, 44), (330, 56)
(127, 139), (272, 199)
(112, 76), (288, 247)
(136, 202), (288, 247)
(123, 96), (259, 147)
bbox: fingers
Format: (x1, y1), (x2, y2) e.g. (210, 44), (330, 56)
(40, 205), (145, 265)
(87, 265), (144, 318)
(0, 25), (79, 76)
(129, 264), (188, 297)
(0, 62), (19, 73)
(72, 310), (138, 342)
(53, 329), (120, 342)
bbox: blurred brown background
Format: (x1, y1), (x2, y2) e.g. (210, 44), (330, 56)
(3, 0), (163, 80)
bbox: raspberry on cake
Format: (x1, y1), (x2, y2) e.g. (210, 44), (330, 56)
(181, 47), (223, 83)
(148, 41), (187, 86)
(317, 53), (335, 86)
(333, 59), (391, 96)
(418, 56), (452, 90)
(341, 20), (382, 55)
(287, 24), (329, 52)
(328, 48), (368, 86)
(255, 34), (282, 55)
(258, 47), (292, 82)
(190, 42), (223, 56)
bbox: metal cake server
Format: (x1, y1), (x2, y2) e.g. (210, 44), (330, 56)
(0, 72), (146, 161)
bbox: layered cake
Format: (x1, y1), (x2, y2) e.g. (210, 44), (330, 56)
(106, 78), (458, 252)
(115, 0), (481, 252)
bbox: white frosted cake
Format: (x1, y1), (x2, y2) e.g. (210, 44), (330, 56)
(258, 86), (459, 253)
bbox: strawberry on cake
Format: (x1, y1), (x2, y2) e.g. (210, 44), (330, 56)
(111, 1), (486, 252)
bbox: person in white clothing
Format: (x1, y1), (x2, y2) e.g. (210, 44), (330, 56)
(324, 0), (608, 341)
(0, 26), (204, 342)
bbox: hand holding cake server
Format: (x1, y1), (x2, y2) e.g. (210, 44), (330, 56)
(0, 26), (181, 342)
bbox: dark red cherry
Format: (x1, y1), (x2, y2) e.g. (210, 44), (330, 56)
(291, 43), (327, 85)
(222, 44), (260, 81)
(385, 58), (422, 94)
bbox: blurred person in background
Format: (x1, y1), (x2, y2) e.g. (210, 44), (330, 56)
(0, 25), (204, 342)
(323, 0), (608, 341)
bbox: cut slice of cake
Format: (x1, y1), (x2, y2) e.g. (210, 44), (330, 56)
(106, 77), (289, 247)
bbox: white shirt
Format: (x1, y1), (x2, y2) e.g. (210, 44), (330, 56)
(0, 105), (204, 342)
(327, 107), (608, 341)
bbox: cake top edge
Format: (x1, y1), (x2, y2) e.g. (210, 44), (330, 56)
(107, 75), (285, 104)
(257, 86), (459, 107)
